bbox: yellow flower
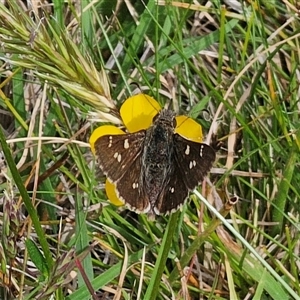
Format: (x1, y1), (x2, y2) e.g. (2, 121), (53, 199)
(89, 94), (203, 207)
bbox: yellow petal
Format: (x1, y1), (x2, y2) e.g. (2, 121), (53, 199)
(120, 94), (161, 132)
(89, 125), (125, 154)
(105, 179), (124, 206)
(175, 115), (203, 142)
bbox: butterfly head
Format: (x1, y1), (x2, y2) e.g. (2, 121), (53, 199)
(152, 109), (177, 129)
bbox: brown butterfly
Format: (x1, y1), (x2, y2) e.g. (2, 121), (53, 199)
(94, 109), (215, 215)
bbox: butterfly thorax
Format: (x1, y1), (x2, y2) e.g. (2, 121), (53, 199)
(141, 110), (175, 207)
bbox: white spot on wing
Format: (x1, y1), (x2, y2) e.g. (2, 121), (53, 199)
(189, 160), (196, 169)
(113, 152), (122, 162)
(108, 136), (113, 148)
(132, 182), (139, 189)
(124, 139), (129, 149)
(185, 145), (190, 155)
(200, 145), (204, 157)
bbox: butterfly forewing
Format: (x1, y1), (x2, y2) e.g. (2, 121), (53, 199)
(94, 131), (145, 182)
(174, 133), (216, 190)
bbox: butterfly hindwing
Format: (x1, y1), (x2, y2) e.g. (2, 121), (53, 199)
(155, 160), (189, 214)
(94, 131), (145, 182)
(174, 133), (216, 190)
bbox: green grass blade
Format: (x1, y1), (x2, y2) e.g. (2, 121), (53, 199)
(0, 126), (53, 269)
